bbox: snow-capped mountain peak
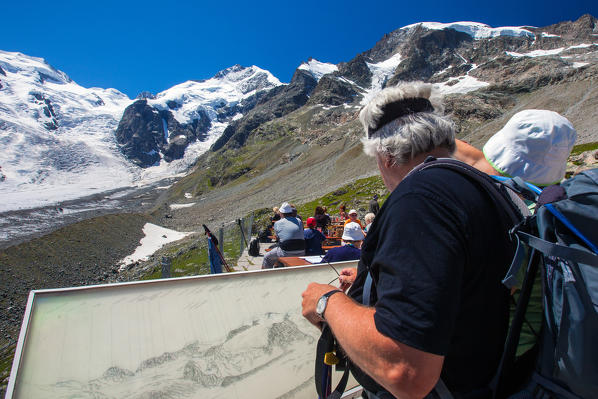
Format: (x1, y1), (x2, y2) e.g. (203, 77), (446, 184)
(0, 50), (72, 85)
(402, 21), (536, 40)
(149, 64), (281, 125)
(211, 64), (281, 92)
(298, 58), (338, 81)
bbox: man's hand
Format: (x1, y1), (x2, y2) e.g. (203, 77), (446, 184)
(301, 282), (338, 328)
(339, 267), (357, 292)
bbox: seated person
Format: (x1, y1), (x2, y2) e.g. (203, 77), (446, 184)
(271, 206), (281, 222)
(320, 222), (364, 263)
(343, 209), (364, 228)
(314, 206), (331, 234)
(262, 202), (305, 269)
(290, 203), (302, 221)
(304, 217), (326, 256)
(268, 206), (281, 233)
(454, 109), (577, 186)
(363, 212), (375, 233)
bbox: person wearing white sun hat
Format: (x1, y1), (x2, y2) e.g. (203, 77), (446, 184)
(319, 222), (364, 264)
(455, 109), (577, 186)
(261, 202), (305, 269)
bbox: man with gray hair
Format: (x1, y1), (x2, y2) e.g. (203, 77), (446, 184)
(302, 82), (516, 398)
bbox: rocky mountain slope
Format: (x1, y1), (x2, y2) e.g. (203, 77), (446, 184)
(158, 15), (598, 221)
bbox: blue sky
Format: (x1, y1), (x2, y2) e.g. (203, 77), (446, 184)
(2, 0), (596, 98)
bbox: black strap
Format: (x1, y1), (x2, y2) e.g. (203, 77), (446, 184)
(491, 249), (542, 399)
(500, 176), (540, 202)
(517, 231), (598, 266)
(532, 373), (584, 399)
(328, 368), (350, 399)
(315, 325), (350, 399)
(413, 158), (523, 227)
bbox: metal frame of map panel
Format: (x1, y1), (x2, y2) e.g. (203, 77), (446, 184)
(6, 262), (359, 399)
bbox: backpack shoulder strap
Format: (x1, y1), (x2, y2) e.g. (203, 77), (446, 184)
(517, 230), (598, 266)
(413, 157), (524, 226)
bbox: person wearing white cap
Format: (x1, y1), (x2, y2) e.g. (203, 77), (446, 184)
(455, 109), (577, 186)
(343, 209), (364, 228)
(319, 222), (364, 264)
(262, 202), (305, 269)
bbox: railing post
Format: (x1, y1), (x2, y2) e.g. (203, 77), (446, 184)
(161, 257), (171, 278)
(239, 218), (245, 254)
(247, 213), (254, 241)
(219, 225), (224, 254)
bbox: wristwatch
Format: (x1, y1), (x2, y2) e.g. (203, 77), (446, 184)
(316, 289), (342, 320)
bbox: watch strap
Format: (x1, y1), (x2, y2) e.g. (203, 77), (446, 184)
(318, 289), (342, 319)
(323, 289), (342, 299)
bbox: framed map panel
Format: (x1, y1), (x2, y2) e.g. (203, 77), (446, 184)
(6, 262), (360, 399)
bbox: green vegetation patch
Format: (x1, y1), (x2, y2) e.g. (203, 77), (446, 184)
(296, 175), (388, 218)
(571, 141), (598, 155)
(142, 223), (245, 280)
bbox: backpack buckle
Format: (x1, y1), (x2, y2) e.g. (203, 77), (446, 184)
(324, 351), (339, 365)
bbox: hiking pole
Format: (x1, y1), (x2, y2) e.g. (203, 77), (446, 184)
(203, 224), (233, 273)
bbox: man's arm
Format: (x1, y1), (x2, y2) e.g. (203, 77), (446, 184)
(302, 283), (444, 399)
(453, 139), (498, 176)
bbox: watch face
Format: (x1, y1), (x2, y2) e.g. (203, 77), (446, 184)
(316, 296), (327, 316)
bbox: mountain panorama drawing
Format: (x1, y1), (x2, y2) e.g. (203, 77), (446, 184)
(8, 265), (346, 399)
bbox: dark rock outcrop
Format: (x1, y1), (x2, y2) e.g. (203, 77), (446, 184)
(336, 54), (373, 88)
(115, 100), (212, 167)
(444, 90), (517, 132)
(210, 69), (317, 151)
(30, 92), (59, 130)
(389, 28), (475, 85)
(115, 100), (166, 167)
(307, 75), (359, 106)
(471, 56), (571, 91)
(539, 14), (597, 41)
(215, 89), (271, 123)
(363, 26), (417, 64)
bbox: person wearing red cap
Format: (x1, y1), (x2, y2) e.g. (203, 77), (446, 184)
(304, 217), (326, 256)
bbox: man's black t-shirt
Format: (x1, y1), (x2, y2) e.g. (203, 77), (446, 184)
(348, 166), (514, 396)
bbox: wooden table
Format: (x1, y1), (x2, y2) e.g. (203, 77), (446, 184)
(277, 257), (312, 267)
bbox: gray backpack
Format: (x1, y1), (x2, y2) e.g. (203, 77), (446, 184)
(495, 169), (598, 399)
